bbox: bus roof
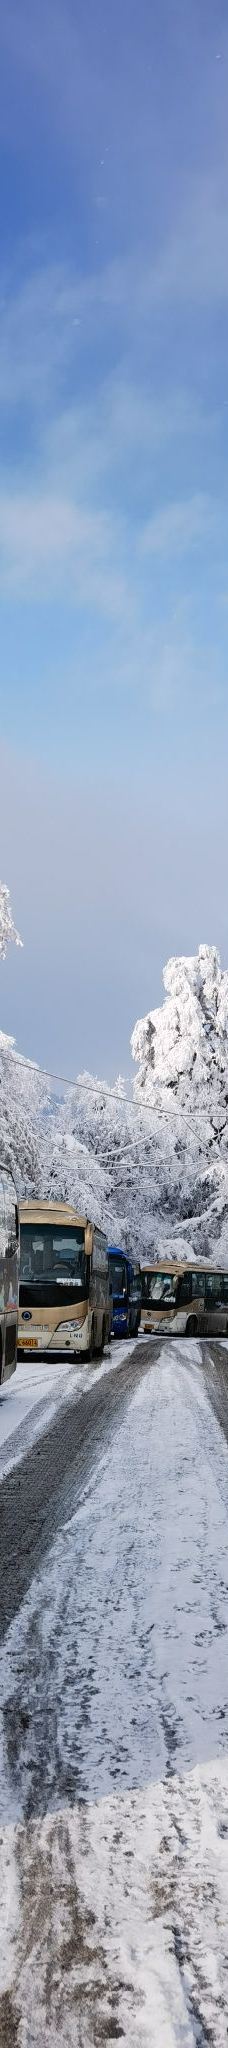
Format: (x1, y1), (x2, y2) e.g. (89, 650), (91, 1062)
(140, 1258), (226, 1273)
(108, 1244), (133, 1268)
(19, 1200), (91, 1229)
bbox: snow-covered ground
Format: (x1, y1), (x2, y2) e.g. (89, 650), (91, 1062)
(1, 1341), (228, 2042)
(0, 1338), (136, 1480)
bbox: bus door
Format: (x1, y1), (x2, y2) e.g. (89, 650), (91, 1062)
(203, 1272), (228, 1336)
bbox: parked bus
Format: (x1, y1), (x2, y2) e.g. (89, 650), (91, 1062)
(18, 1201), (111, 1359)
(140, 1261), (228, 1337)
(108, 1245), (141, 1338)
(0, 1167), (19, 1385)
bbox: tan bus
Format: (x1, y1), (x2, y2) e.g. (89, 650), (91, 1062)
(140, 1261), (228, 1337)
(0, 1167), (19, 1385)
(18, 1201), (111, 1359)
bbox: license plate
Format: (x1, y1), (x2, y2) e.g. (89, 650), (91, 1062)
(20, 1335), (38, 1348)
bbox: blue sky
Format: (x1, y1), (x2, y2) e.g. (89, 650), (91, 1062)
(0, 0), (228, 1075)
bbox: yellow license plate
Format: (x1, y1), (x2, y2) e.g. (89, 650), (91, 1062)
(20, 1335), (38, 1348)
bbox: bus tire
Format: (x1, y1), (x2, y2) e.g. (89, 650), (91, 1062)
(186, 1315), (198, 1337)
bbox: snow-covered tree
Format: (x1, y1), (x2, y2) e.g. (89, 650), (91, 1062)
(131, 945), (228, 1117)
(1, 922), (228, 1262)
(0, 879), (48, 1193)
(45, 1074), (129, 1241)
(0, 882), (22, 959)
(131, 945), (228, 1260)
(48, 946), (228, 1263)
(0, 1032), (49, 1196)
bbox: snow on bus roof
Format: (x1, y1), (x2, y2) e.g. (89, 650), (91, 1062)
(140, 1257), (227, 1272)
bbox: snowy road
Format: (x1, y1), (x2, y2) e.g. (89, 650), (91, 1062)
(0, 1339), (137, 1480)
(1, 1339), (228, 2042)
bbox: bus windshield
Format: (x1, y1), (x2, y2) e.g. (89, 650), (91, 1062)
(130, 1269), (141, 1303)
(109, 1258), (127, 1297)
(20, 1223), (87, 1306)
(141, 1270), (178, 1308)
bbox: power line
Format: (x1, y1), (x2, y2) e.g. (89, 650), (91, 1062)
(0, 1045), (227, 1143)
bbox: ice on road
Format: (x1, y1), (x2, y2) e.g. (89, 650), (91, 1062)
(1, 1341), (228, 2043)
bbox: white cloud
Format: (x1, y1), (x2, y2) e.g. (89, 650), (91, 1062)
(0, 172), (228, 448)
(1, 173), (228, 434)
(46, 381), (206, 495)
(0, 263), (87, 411)
(141, 493), (215, 559)
(75, 175), (228, 323)
(0, 489), (132, 621)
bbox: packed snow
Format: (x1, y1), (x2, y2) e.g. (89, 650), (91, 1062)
(1, 1343), (228, 2041)
(0, 1339), (136, 1480)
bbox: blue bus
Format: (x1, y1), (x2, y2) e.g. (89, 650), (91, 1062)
(108, 1245), (141, 1339)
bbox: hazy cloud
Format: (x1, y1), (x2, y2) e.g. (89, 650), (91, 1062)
(0, 490), (132, 621)
(141, 494), (215, 559)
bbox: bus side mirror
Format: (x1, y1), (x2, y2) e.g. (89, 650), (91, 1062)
(15, 1205), (19, 1243)
(85, 1224), (93, 1255)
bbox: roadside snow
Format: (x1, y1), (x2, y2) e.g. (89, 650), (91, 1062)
(1, 1343), (228, 2041)
(0, 1338), (136, 1481)
(1, 1759), (227, 2048)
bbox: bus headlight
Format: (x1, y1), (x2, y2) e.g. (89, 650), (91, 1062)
(58, 1318), (86, 1335)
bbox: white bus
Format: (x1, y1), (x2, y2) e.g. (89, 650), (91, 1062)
(18, 1201), (111, 1359)
(140, 1260), (228, 1337)
(0, 1167), (19, 1385)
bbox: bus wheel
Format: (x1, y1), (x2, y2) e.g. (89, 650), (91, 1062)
(186, 1315), (198, 1338)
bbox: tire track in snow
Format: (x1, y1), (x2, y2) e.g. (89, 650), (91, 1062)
(0, 1339), (158, 1644)
(1, 1343), (228, 2043)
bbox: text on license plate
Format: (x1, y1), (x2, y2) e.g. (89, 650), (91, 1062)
(20, 1335), (38, 1348)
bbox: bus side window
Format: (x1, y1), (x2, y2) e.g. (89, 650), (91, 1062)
(177, 1273), (192, 1306)
(192, 1272), (205, 1298)
(205, 1274), (223, 1305)
(0, 1177), (5, 1260)
(4, 1183), (17, 1256)
(222, 1275), (228, 1304)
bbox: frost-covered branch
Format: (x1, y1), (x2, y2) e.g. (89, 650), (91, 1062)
(0, 882), (22, 959)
